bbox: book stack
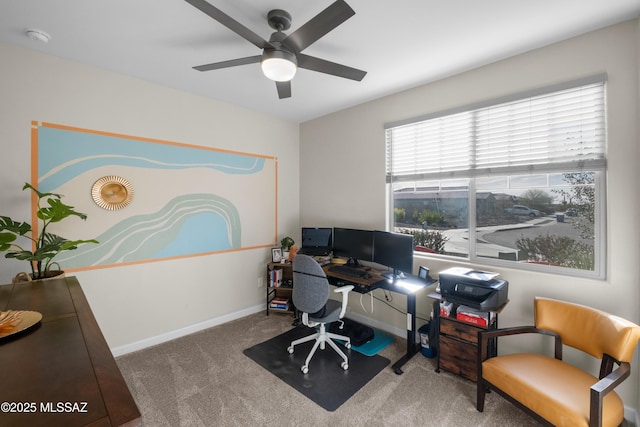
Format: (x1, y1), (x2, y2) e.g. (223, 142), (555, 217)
(269, 297), (290, 311)
(269, 268), (283, 287)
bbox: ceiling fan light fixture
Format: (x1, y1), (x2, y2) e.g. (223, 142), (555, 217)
(261, 49), (297, 82)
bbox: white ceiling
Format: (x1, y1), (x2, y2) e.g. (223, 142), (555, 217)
(1, 0), (639, 123)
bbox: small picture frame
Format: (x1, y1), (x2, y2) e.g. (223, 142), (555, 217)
(271, 248), (283, 263)
(418, 266), (429, 281)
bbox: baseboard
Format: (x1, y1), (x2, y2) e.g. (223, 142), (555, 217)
(111, 305), (407, 358)
(111, 303), (265, 357)
(627, 406), (639, 426)
(345, 311), (410, 340)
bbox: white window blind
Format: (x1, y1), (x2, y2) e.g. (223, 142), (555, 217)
(385, 80), (605, 183)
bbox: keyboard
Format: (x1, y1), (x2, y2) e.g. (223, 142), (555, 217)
(328, 265), (367, 278)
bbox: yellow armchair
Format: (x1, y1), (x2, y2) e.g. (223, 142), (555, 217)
(477, 297), (640, 427)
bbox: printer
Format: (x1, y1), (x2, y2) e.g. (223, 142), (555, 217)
(438, 267), (508, 311)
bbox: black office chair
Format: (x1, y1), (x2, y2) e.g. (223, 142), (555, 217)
(287, 254), (354, 374)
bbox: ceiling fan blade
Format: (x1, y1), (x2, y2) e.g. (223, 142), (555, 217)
(298, 54), (366, 81)
(184, 0), (272, 49)
(193, 55), (261, 72)
(276, 81), (292, 99)
(283, 0), (355, 53)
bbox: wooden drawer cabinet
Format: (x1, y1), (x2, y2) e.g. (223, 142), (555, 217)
(440, 317), (480, 344)
(435, 304), (500, 383)
(438, 318), (487, 381)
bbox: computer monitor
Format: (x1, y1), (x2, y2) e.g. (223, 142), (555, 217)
(332, 228), (374, 267)
(373, 230), (414, 279)
(301, 227), (333, 248)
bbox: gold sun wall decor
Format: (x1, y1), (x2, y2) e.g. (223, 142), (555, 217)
(91, 176), (134, 210)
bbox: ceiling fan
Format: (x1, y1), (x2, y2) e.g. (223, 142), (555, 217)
(184, 0), (367, 99)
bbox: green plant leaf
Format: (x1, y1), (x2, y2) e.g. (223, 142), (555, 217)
(0, 232), (18, 253)
(5, 250), (37, 261)
(38, 198), (87, 223)
(23, 182), (62, 200)
(60, 239), (99, 251)
(0, 232), (18, 244)
(1, 183), (98, 275)
(0, 216), (31, 235)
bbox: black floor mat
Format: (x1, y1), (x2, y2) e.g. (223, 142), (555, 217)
(243, 325), (390, 411)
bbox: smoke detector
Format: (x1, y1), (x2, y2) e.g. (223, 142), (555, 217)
(25, 29), (51, 43)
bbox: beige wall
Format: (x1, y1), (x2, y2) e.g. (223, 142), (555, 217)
(301, 19), (640, 410)
(0, 42), (300, 350)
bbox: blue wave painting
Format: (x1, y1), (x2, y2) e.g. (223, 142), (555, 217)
(36, 123), (276, 271)
(38, 126), (266, 191)
(55, 194), (241, 267)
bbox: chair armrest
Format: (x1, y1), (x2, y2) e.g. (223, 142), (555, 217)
(589, 362), (630, 427)
(334, 285), (354, 318)
(479, 325), (560, 340)
(478, 326), (562, 362)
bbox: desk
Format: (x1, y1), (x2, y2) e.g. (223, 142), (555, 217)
(0, 276), (141, 427)
(323, 264), (434, 375)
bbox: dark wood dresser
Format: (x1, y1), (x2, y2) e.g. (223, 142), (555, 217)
(0, 276), (141, 427)
(438, 315), (497, 382)
(432, 298), (505, 382)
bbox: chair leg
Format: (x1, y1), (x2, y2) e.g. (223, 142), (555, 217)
(288, 331), (320, 350)
(326, 331), (351, 348)
(303, 337), (324, 370)
(290, 323), (351, 373)
(477, 379), (487, 412)
(319, 323), (327, 350)
(325, 335), (349, 365)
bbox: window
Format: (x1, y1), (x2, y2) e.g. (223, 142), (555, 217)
(385, 76), (606, 278)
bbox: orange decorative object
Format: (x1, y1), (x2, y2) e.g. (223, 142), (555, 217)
(288, 245), (299, 261)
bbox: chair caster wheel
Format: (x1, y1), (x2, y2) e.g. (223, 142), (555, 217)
(287, 346), (294, 354)
(301, 365), (309, 374)
(341, 361), (349, 370)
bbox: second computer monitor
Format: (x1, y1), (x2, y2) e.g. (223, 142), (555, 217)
(332, 228), (374, 267)
(373, 230), (414, 279)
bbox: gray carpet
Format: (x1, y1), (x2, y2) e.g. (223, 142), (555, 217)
(116, 312), (540, 426)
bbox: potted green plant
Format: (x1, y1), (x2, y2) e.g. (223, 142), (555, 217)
(280, 236), (295, 262)
(0, 183), (98, 281)
(280, 236), (295, 252)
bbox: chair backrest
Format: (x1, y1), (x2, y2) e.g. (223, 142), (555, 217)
(292, 254), (329, 315)
(535, 297), (640, 363)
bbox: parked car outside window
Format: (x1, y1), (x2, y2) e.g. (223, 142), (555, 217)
(504, 205), (540, 217)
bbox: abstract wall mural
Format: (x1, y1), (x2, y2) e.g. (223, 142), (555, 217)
(32, 122), (277, 272)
